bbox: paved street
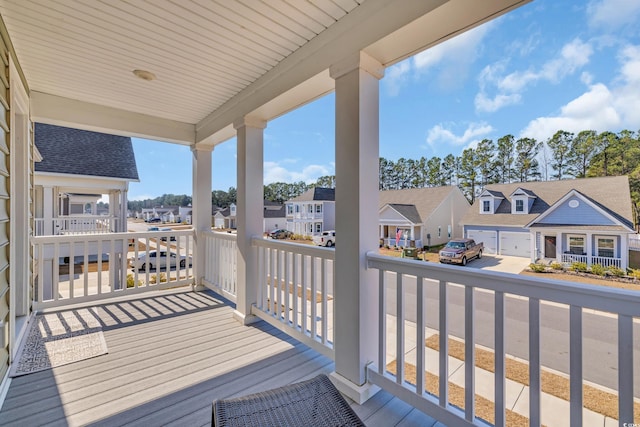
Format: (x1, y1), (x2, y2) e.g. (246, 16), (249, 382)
(385, 270), (640, 396)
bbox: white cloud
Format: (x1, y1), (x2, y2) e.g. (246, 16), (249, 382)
(263, 161), (333, 185)
(587, 0), (640, 29)
(426, 122), (494, 147)
(475, 38), (593, 113)
(383, 21), (494, 95)
(520, 43), (640, 141)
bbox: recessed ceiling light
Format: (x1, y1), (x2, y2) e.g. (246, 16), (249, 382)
(132, 69), (156, 81)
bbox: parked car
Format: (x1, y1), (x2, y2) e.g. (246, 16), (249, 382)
(159, 227), (177, 241)
(147, 226), (160, 231)
(438, 238), (483, 266)
(129, 250), (192, 270)
(268, 229), (292, 239)
(313, 230), (336, 247)
(146, 217), (161, 223)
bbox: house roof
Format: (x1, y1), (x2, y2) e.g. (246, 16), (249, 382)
(289, 187), (335, 202)
(264, 204), (285, 218)
(379, 186), (465, 224)
(385, 204), (422, 224)
(34, 123), (139, 181)
(461, 176), (634, 229)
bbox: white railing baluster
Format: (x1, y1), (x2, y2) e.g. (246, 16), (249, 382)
(69, 241), (75, 299)
(618, 314), (633, 423)
(292, 253), (299, 331)
(83, 240), (89, 296)
(321, 257), (328, 344)
(302, 254), (308, 336)
(276, 249), (282, 318)
(416, 275), (425, 396)
(529, 298), (541, 427)
(495, 291), (505, 427)
(464, 285), (475, 422)
(311, 255), (317, 340)
(53, 242), (59, 302)
(439, 280), (448, 407)
(378, 268), (386, 375)
(284, 251), (290, 324)
(569, 305), (582, 426)
(396, 272), (404, 385)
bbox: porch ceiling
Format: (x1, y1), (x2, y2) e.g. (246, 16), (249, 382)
(0, 0), (529, 145)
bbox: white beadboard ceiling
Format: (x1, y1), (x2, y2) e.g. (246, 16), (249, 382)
(0, 0), (530, 145)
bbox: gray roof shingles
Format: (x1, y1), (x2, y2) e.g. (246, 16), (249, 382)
(35, 123), (139, 180)
(290, 187), (335, 202)
(387, 204), (422, 224)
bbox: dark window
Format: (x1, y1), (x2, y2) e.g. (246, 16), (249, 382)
(515, 199), (524, 212)
(483, 200), (490, 212)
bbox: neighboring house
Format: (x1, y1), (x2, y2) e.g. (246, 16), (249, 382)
(285, 188), (335, 236)
(379, 186), (470, 248)
(34, 123), (139, 235)
(213, 201), (285, 232)
(460, 176), (635, 269)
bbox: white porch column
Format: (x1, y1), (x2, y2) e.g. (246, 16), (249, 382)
(42, 185), (54, 235)
(330, 52), (384, 403)
(556, 232), (562, 261)
(191, 145), (214, 290)
(233, 116), (266, 325)
(621, 235), (628, 270)
(120, 189), (128, 231)
(586, 232), (593, 266)
(530, 231), (536, 263)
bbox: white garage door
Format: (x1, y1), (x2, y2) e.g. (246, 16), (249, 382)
(467, 230), (497, 254)
(500, 232), (531, 258)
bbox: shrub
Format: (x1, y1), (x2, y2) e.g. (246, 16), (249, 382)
(570, 262), (588, 273)
(590, 263), (606, 276)
(529, 263), (546, 273)
(550, 262), (564, 271)
(628, 269), (640, 280)
(126, 274), (142, 288)
(149, 273), (167, 284)
(607, 265), (625, 277)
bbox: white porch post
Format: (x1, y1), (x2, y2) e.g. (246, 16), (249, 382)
(556, 232), (562, 261)
(330, 52), (383, 403)
(121, 189), (128, 231)
(530, 231), (536, 263)
(586, 232), (593, 266)
(43, 185), (54, 235)
(621, 235), (628, 270)
(233, 117), (265, 325)
(191, 145), (213, 290)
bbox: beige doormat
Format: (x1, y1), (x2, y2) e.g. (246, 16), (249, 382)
(10, 307), (108, 377)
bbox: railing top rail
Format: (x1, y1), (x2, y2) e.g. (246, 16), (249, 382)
(32, 229), (195, 243)
(203, 230), (238, 240)
(366, 252), (640, 316)
(252, 236), (335, 260)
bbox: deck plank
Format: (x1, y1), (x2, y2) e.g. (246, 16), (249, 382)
(0, 289), (444, 426)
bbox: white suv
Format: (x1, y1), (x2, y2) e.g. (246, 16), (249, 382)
(313, 230), (335, 247)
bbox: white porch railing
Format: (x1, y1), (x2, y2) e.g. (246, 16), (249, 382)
(201, 230), (237, 302)
(365, 252), (639, 427)
(591, 256), (622, 268)
(561, 253), (588, 264)
(629, 235), (640, 251)
(35, 216), (120, 236)
(252, 238), (335, 359)
(32, 229), (195, 309)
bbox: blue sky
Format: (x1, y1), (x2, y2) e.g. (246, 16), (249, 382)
(128, 0), (640, 201)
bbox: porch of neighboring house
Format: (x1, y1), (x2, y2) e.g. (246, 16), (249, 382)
(534, 229), (628, 269)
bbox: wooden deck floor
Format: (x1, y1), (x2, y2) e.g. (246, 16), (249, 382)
(0, 288), (441, 427)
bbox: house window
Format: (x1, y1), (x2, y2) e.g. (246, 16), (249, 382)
(287, 204), (293, 215)
(447, 225), (452, 238)
(295, 205), (300, 213)
(568, 235), (585, 255)
(315, 223), (322, 233)
(482, 200), (490, 212)
(515, 199), (524, 212)
(307, 204), (313, 213)
(596, 237), (615, 258)
(438, 226), (441, 238)
(316, 204), (322, 213)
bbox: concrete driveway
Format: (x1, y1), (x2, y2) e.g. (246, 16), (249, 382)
(466, 254), (530, 274)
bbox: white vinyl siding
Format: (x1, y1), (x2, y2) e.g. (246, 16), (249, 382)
(0, 36), (10, 379)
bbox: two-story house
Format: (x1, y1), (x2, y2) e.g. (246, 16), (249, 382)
(285, 187), (335, 236)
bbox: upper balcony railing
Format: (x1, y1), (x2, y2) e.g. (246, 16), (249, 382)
(32, 228), (195, 309)
(35, 216), (120, 236)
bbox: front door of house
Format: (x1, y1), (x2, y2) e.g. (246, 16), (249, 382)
(544, 236), (557, 258)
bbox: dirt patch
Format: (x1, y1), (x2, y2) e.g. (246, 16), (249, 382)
(425, 334), (640, 421)
(521, 270), (640, 291)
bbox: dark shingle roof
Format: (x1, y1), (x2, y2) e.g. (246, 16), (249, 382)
(35, 123), (139, 180)
(387, 204), (422, 224)
(290, 187), (335, 202)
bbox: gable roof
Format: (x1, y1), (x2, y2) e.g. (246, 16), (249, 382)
(35, 123), (139, 180)
(379, 186), (466, 224)
(384, 204), (422, 224)
(461, 176), (634, 229)
(289, 187), (335, 202)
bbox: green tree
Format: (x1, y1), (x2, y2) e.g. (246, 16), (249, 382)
(426, 156), (442, 187)
(567, 130), (597, 178)
(441, 154), (458, 186)
(458, 148), (479, 203)
(547, 130), (574, 180)
(496, 134), (515, 183)
(475, 138), (497, 188)
(514, 137), (540, 182)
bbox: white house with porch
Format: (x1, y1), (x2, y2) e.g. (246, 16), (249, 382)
(34, 123), (139, 236)
(0, 2), (638, 427)
(461, 176), (635, 270)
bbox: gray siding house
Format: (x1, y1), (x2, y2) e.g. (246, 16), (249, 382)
(460, 176), (635, 269)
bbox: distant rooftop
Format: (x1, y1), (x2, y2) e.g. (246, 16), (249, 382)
(290, 187), (335, 202)
(35, 123), (139, 181)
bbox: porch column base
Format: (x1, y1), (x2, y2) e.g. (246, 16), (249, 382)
(192, 282), (207, 292)
(232, 310), (259, 325)
(329, 372), (380, 405)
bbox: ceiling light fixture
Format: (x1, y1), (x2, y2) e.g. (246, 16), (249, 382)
(132, 69), (157, 81)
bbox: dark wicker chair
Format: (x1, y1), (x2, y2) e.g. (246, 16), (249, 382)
(212, 374), (365, 427)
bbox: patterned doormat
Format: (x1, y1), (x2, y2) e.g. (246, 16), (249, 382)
(10, 307), (108, 377)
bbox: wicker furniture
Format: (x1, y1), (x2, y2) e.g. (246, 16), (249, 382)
(212, 374), (365, 426)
